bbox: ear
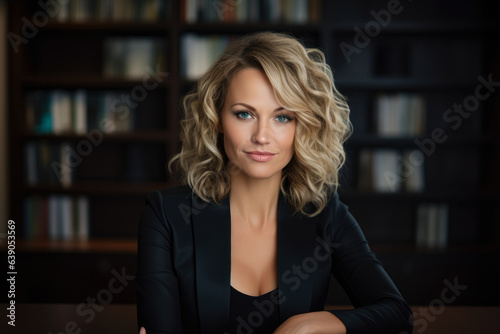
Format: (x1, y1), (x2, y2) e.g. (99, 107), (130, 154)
(218, 122), (224, 134)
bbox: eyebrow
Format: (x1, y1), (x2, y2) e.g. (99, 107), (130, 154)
(230, 103), (285, 113)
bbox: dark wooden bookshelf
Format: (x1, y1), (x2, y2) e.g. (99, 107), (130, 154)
(13, 238), (137, 253)
(22, 75), (171, 88)
(5, 0), (500, 306)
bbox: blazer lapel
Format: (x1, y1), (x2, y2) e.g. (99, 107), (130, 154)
(191, 190), (317, 331)
(192, 193), (231, 333)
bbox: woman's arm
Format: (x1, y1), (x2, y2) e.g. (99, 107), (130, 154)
(274, 193), (413, 334)
(136, 191), (184, 333)
(273, 311), (346, 334)
(325, 195), (414, 333)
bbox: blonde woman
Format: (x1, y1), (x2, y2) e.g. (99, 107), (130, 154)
(136, 32), (413, 334)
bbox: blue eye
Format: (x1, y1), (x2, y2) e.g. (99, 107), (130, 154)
(235, 111), (252, 119)
(276, 115), (293, 123)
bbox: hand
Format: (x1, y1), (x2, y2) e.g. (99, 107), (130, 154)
(139, 327), (146, 334)
(273, 311), (346, 334)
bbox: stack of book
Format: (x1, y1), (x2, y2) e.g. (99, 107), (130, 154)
(415, 203), (449, 249)
(25, 141), (75, 187)
(181, 34), (233, 80)
(103, 37), (167, 79)
(358, 149), (425, 193)
(23, 195), (90, 241)
(26, 90), (135, 134)
(375, 93), (426, 137)
(182, 0), (322, 23)
(54, 0), (169, 22)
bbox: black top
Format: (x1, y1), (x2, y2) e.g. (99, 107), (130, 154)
(226, 286), (280, 334)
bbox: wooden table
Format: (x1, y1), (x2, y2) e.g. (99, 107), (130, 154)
(1, 303), (499, 333)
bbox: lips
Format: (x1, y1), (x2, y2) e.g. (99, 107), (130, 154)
(246, 151), (275, 155)
(245, 151), (276, 162)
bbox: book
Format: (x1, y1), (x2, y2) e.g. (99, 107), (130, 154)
(103, 37), (166, 79)
(181, 0), (321, 23)
(181, 34), (231, 80)
(415, 203), (449, 249)
(55, 0), (168, 22)
(73, 90), (87, 134)
(375, 93), (426, 137)
(358, 149), (425, 193)
(23, 195), (91, 241)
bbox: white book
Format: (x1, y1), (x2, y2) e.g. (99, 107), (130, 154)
(125, 38), (155, 79)
(296, 0), (308, 23)
(59, 91), (73, 132)
(375, 150), (400, 192)
(404, 150), (425, 192)
(399, 94), (410, 136)
(407, 95), (417, 135)
(73, 90), (87, 134)
(390, 94), (400, 136)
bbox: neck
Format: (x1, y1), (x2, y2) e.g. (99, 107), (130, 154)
(229, 171), (282, 231)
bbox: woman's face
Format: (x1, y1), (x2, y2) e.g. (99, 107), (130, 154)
(219, 68), (296, 181)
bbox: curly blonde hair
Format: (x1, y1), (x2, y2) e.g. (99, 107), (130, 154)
(168, 31), (352, 217)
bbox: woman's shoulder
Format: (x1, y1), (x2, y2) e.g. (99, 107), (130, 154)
(314, 188), (351, 224)
(144, 184), (195, 212)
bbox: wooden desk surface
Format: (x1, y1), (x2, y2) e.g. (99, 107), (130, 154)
(1, 303), (499, 333)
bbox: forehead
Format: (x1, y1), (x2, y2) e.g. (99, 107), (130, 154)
(225, 68), (278, 103)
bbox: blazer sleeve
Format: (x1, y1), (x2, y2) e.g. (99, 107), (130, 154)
(136, 191), (184, 334)
(325, 194), (414, 334)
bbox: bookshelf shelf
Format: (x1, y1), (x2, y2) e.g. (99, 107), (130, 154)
(179, 22), (322, 33)
(345, 136), (482, 147)
(13, 239), (137, 253)
(339, 191), (491, 202)
(23, 182), (172, 195)
(24, 132), (173, 143)
(329, 22), (500, 34)
(336, 79), (479, 91)
(370, 242), (499, 255)
(22, 75), (170, 89)
(41, 22), (172, 32)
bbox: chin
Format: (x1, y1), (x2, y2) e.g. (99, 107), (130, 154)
(239, 166), (283, 180)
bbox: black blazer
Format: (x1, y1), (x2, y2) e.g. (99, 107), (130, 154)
(136, 185), (413, 333)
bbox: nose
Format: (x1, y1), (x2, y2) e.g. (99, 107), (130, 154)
(251, 119), (271, 145)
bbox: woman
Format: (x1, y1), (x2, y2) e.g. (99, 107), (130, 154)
(136, 31), (413, 333)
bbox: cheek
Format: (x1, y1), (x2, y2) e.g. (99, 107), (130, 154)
(223, 125), (243, 150)
(280, 127), (296, 152)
